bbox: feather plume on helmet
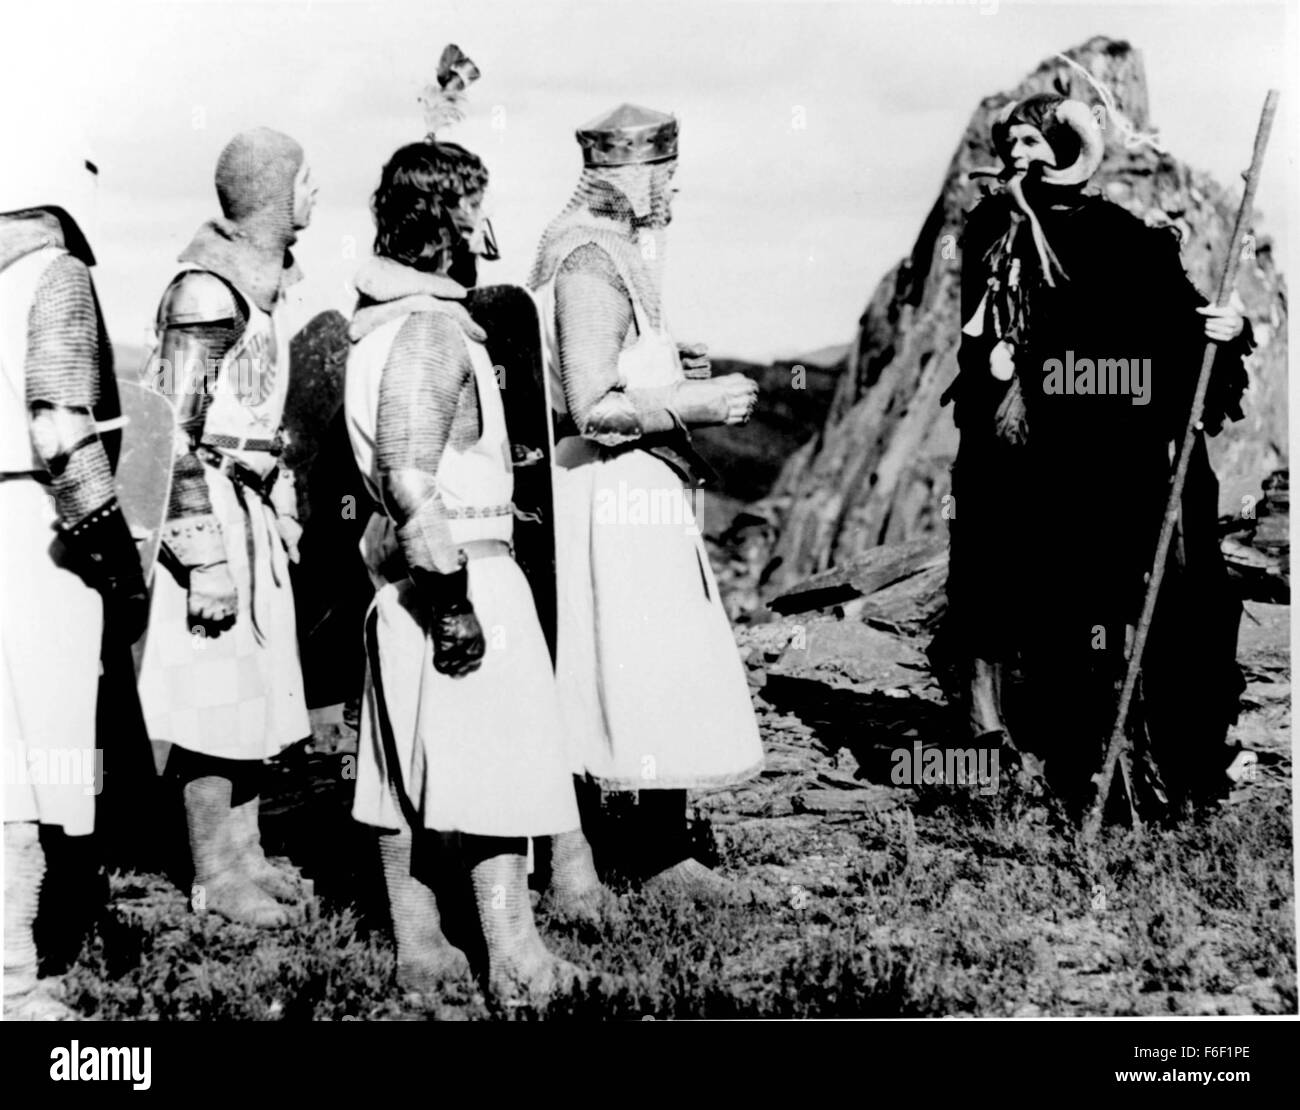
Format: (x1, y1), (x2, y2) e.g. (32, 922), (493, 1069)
(363, 43), (495, 299)
(419, 43), (482, 139)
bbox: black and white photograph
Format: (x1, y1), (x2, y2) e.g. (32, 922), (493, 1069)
(1, 0), (1296, 1067)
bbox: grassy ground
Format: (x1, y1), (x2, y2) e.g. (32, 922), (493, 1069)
(57, 738), (1294, 1021)
(49, 593), (1294, 1021)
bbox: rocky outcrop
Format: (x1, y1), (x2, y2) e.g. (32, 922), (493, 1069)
(763, 36), (1288, 590)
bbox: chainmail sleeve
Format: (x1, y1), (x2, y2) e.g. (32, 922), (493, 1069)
(376, 310), (479, 575)
(25, 253), (117, 528)
(554, 243), (676, 445)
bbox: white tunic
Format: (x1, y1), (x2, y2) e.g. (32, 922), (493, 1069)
(536, 250), (764, 790)
(1, 245), (102, 833)
(345, 302), (579, 837)
(136, 272), (308, 765)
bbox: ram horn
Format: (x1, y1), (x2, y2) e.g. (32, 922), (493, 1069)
(1041, 98), (1105, 186)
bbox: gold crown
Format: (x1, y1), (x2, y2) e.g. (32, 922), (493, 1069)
(576, 103), (678, 167)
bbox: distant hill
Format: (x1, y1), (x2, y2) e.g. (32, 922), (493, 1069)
(116, 313), (843, 517)
(786, 342), (850, 371)
(284, 309), (846, 512)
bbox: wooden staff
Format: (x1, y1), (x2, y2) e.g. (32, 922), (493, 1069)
(1084, 89), (1280, 841)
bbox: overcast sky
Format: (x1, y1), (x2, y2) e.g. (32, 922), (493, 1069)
(6, 0), (1296, 363)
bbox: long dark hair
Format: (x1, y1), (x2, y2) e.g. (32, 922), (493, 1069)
(370, 140), (488, 277)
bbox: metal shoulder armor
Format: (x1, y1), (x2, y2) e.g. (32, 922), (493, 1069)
(158, 270), (242, 328)
(153, 270), (246, 434)
(152, 270), (246, 537)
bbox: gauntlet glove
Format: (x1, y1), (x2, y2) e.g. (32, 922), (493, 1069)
(63, 501), (149, 644)
(411, 552), (485, 678)
(163, 516), (238, 633)
(188, 562), (239, 631)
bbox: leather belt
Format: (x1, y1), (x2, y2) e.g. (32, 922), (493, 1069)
(197, 448), (282, 643)
(445, 502), (513, 520)
(224, 460), (277, 504)
(201, 432), (283, 455)
(552, 413), (717, 490)
(198, 447), (278, 503)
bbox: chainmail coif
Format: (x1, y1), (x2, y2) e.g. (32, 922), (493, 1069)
(532, 163), (680, 445)
(529, 162), (674, 328)
(216, 128), (303, 252)
(179, 128), (304, 313)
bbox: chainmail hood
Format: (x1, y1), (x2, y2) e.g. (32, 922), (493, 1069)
(529, 162), (674, 327)
(178, 128), (305, 311)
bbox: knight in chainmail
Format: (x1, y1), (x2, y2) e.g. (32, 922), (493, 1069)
(939, 92), (1254, 812)
(345, 47), (590, 1004)
(135, 129), (316, 927)
(530, 105), (766, 902)
(2, 105), (147, 1019)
